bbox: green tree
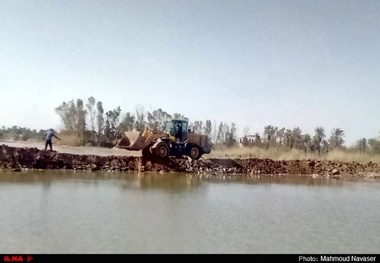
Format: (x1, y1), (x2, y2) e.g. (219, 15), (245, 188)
(134, 105), (146, 132)
(55, 99), (87, 144)
(292, 127), (303, 149)
(276, 127), (285, 144)
(147, 108), (172, 131)
(254, 132), (261, 145)
(194, 121), (203, 134)
(96, 101), (105, 144)
(75, 99), (87, 143)
(226, 122), (236, 146)
(356, 138), (367, 154)
(216, 122), (224, 144)
(172, 113), (189, 122)
(20, 128), (32, 141)
(321, 140), (329, 153)
(104, 107), (122, 142)
(223, 123), (230, 145)
(313, 127), (326, 154)
(204, 120), (212, 144)
(284, 129), (293, 149)
(241, 126), (250, 147)
(368, 138), (380, 154)
(55, 100), (76, 131)
(118, 112), (135, 135)
(329, 128), (345, 149)
(302, 133), (312, 154)
(86, 96), (96, 143)
(264, 125), (276, 148)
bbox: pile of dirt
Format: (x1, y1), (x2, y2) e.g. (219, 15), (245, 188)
(1, 145), (380, 178)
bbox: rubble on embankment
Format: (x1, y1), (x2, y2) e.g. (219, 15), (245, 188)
(1, 144), (380, 178)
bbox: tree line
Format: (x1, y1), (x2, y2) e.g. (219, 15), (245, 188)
(53, 97), (238, 147)
(240, 125), (380, 155)
(0, 126), (45, 141)
(1, 96), (379, 155)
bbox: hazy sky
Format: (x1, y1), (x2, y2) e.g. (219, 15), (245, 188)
(1, 0), (379, 146)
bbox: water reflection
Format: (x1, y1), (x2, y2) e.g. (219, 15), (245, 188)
(0, 170), (204, 194)
(119, 173), (203, 193)
(0, 170), (379, 254)
(206, 175), (376, 187)
(0, 170), (378, 190)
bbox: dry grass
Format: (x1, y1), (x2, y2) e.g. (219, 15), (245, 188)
(206, 146), (380, 163)
(55, 133), (83, 147)
(323, 151), (380, 163)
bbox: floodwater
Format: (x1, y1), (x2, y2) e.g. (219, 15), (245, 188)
(0, 170), (379, 254)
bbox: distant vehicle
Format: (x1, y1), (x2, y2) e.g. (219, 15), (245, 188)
(115, 119), (211, 160)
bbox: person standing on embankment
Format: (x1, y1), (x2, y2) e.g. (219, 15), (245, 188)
(44, 128), (61, 151)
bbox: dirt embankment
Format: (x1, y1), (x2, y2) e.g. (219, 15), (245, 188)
(1, 145), (380, 178)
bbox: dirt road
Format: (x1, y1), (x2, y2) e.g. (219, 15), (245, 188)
(0, 140), (139, 156)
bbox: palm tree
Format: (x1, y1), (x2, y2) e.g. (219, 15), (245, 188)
(303, 134), (311, 143)
(303, 134), (312, 155)
(276, 127), (285, 144)
(284, 129), (293, 149)
(313, 127), (326, 154)
(329, 128), (345, 149)
(273, 126), (278, 142)
(292, 127), (303, 149)
(357, 138), (367, 154)
(368, 138), (380, 154)
(321, 140), (329, 153)
(263, 125), (275, 141)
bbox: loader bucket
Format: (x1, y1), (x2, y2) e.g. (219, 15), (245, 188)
(115, 131), (146, 151)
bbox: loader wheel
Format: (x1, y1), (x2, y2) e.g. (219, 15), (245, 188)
(188, 145), (202, 160)
(155, 142), (170, 158)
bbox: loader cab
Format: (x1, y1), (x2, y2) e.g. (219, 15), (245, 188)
(165, 120), (188, 141)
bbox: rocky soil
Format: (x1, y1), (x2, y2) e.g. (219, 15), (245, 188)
(1, 144), (380, 178)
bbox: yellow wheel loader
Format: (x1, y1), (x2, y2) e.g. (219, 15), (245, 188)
(115, 119), (211, 160)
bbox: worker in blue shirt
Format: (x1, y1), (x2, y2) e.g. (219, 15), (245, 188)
(44, 128), (61, 151)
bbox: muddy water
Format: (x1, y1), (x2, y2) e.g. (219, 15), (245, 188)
(0, 170), (379, 254)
